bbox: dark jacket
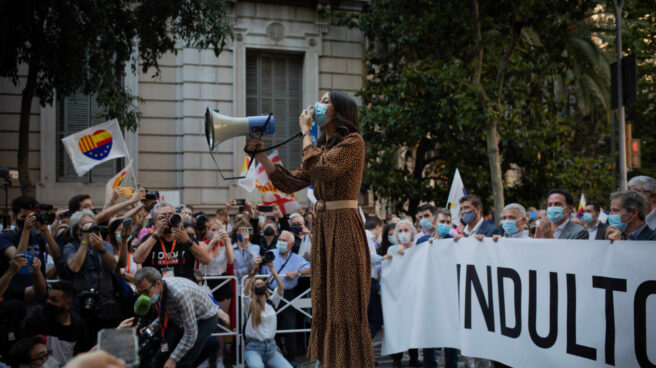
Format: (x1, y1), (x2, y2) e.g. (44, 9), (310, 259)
(559, 221), (589, 240)
(594, 222), (608, 240)
(630, 225), (656, 241)
(476, 221), (503, 237)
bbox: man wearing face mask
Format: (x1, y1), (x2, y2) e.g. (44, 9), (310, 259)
(628, 175), (656, 230)
(492, 203), (530, 242)
(605, 191), (656, 241)
(535, 189), (588, 240)
(288, 213), (308, 254)
(414, 204), (436, 245)
(259, 230), (310, 362)
(455, 195), (501, 240)
(135, 267), (219, 368)
(22, 280), (90, 366)
(582, 202), (608, 240)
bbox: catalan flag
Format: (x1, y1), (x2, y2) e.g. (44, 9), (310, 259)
(61, 119), (128, 176)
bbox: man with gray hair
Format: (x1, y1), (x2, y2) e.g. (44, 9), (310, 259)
(605, 191), (656, 241)
(493, 203), (529, 240)
(135, 267), (218, 368)
(628, 175), (656, 230)
(134, 202), (209, 281)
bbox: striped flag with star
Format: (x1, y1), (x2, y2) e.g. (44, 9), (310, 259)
(61, 119), (128, 176)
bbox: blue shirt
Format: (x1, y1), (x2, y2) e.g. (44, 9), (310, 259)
(386, 245), (404, 256)
(233, 243), (260, 281)
(0, 230), (48, 300)
(260, 248), (310, 290)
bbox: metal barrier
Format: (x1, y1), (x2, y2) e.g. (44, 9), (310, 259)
(202, 274), (241, 366)
(239, 274), (312, 366)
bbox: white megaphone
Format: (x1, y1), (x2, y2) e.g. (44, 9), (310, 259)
(205, 108), (275, 151)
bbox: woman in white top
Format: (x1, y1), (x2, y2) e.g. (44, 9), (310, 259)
(243, 262), (292, 368)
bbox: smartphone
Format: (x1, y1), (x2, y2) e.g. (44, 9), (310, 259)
(16, 251), (34, 275)
(97, 328), (139, 367)
(258, 205), (273, 213)
(230, 199), (246, 206)
(122, 218), (133, 226)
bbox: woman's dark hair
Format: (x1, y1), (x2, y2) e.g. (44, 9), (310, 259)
(317, 90), (360, 149)
(378, 223), (397, 256)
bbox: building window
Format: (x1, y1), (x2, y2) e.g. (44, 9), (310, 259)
(56, 91), (120, 182)
(246, 51), (303, 170)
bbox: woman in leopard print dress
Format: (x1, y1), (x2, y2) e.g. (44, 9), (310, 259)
(248, 90), (374, 367)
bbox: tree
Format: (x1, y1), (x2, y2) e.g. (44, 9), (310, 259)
(0, 0), (233, 196)
(340, 0), (618, 217)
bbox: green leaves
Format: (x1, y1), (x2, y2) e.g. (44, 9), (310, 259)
(0, 0), (233, 132)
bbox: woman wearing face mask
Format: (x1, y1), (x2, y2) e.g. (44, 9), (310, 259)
(386, 220), (416, 257)
(259, 222), (279, 255)
(247, 90), (373, 367)
(243, 260), (292, 368)
(377, 223), (397, 257)
(202, 219), (235, 325)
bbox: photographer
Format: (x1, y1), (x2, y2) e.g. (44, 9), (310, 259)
(133, 203), (210, 281)
(135, 267), (219, 368)
(258, 230), (310, 361)
(0, 196), (59, 302)
(63, 210), (122, 339)
(243, 262), (291, 368)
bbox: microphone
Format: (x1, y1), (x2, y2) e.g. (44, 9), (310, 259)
(133, 295), (152, 326)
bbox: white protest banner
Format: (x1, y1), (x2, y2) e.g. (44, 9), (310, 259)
(380, 238), (656, 367)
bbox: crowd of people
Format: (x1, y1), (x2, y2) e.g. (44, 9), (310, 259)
(0, 174), (654, 368)
(364, 175), (656, 368)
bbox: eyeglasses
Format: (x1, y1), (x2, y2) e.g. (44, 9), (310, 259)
(238, 227), (253, 234)
(30, 352), (48, 364)
(137, 283), (155, 295)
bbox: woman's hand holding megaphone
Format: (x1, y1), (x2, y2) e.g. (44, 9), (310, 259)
(247, 136), (276, 176)
(300, 106), (314, 132)
(246, 137), (264, 154)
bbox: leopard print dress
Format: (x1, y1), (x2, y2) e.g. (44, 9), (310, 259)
(269, 132), (374, 368)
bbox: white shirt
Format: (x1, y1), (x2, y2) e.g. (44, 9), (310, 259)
(464, 218), (484, 237)
(505, 230), (529, 239)
(585, 221), (600, 240)
(365, 230), (382, 279)
(553, 219), (570, 239)
(646, 208), (656, 230)
(205, 246), (228, 275)
(243, 287), (282, 341)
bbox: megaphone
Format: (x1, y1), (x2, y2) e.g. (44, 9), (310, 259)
(205, 108), (275, 151)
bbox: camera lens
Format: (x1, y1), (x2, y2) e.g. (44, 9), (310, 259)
(169, 214), (182, 227)
(264, 250), (275, 263)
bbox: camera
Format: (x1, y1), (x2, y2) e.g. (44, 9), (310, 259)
(168, 214), (182, 227)
(79, 288), (99, 311)
(34, 211), (56, 225)
(230, 199), (246, 206)
(263, 250), (275, 264)
(138, 325), (162, 356)
(145, 190), (159, 201)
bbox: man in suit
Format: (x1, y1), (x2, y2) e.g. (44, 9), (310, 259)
(606, 190), (656, 241)
(582, 201), (608, 240)
(456, 194), (502, 239)
(535, 188), (589, 240)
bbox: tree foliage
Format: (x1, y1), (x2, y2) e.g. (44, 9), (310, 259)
(338, 0), (644, 216)
(0, 0), (233, 195)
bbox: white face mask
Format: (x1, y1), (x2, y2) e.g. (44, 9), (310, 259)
(398, 232), (412, 245)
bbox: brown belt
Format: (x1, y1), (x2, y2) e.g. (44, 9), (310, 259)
(315, 200), (358, 212)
